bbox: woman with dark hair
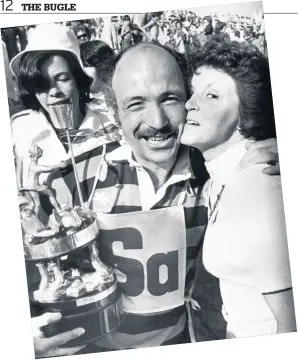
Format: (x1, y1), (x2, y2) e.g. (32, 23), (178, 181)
(10, 23), (118, 192)
(17, 50), (90, 120)
(142, 12), (163, 42)
(72, 23), (91, 44)
(120, 15), (134, 50)
(80, 40), (114, 96)
(203, 16), (213, 36)
(174, 21), (187, 54)
(80, 40), (120, 137)
(181, 39), (295, 338)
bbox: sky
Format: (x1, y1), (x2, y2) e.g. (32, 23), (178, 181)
(188, 1), (263, 19)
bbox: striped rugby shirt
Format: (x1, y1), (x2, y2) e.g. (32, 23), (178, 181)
(42, 141), (208, 349)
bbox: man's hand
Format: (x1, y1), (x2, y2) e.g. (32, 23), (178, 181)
(32, 312), (86, 358)
(239, 138), (280, 176)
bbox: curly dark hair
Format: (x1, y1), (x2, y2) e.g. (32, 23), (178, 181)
(102, 42), (192, 124)
(17, 51), (92, 114)
(203, 16), (213, 24)
(192, 38), (276, 140)
(80, 40), (114, 86)
(122, 15), (131, 22)
(150, 12), (163, 18)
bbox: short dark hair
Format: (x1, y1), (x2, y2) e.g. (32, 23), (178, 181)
(102, 42), (192, 119)
(122, 15), (131, 22)
(215, 21), (226, 33)
(151, 12), (163, 18)
(203, 16), (213, 24)
(80, 40), (115, 88)
(193, 38), (275, 140)
(80, 40), (114, 67)
(17, 51), (92, 112)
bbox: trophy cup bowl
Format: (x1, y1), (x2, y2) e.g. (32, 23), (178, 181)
(21, 102), (125, 347)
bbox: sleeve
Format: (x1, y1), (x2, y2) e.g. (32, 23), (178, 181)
(11, 111), (31, 157)
(232, 169), (292, 294)
(249, 183), (292, 295)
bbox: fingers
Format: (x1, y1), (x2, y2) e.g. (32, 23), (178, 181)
(45, 344), (87, 357)
(245, 138), (278, 152)
(262, 164), (281, 176)
(34, 341), (86, 358)
(32, 314), (86, 358)
(32, 312), (62, 330)
(240, 149), (279, 170)
(45, 327), (85, 348)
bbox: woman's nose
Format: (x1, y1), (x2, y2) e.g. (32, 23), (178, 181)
(185, 95), (199, 111)
(48, 84), (62, 97)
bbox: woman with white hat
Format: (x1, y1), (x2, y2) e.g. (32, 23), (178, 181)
(10, 23), (120, 193)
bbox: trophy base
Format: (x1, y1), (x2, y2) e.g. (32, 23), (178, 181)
(44, 295), (125, 347)
(31, 281), (126, 346)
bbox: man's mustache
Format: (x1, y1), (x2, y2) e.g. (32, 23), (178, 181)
(136, 125), (179, 138)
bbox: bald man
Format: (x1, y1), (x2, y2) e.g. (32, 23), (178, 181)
(31, 42), (279, 357)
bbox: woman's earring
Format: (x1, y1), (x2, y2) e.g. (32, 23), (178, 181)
(236, 125), (241, 131)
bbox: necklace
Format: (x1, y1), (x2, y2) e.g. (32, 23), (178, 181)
(208, 184), (226, 223)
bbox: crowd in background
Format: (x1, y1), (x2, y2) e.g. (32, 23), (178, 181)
(2, 9), (267, 63)
(1, 9), (267, 117)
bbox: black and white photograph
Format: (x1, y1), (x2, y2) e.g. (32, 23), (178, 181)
(0, 1), (297, 359)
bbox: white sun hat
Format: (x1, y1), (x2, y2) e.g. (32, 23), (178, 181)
(10, 23), (83, 78)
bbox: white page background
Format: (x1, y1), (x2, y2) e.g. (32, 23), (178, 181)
(0, 0), (297, 359)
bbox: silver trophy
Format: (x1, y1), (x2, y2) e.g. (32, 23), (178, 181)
(20, 102), (125, 346)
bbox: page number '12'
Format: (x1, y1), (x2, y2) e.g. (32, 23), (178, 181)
(0, 0), (13, 11)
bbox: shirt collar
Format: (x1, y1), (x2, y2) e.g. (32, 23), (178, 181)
(106, 143), (194, 179)
(205, 139), (251, 180)
(79, 105), (115, 130)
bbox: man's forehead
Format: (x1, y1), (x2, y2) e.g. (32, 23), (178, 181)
(113, 45), (182, 84)
(113, 70), (184, 102)
(118, 43), (179, 66)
